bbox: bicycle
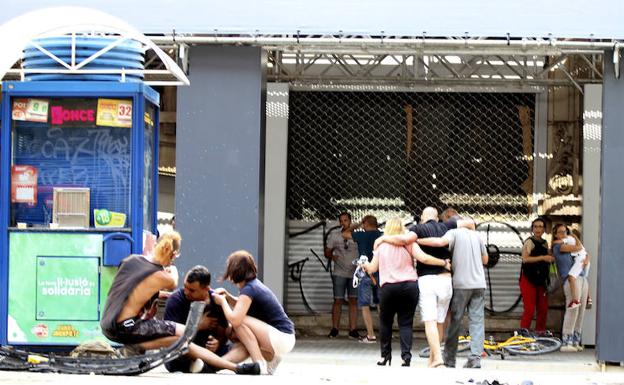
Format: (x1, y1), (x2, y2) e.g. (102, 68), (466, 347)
(419, 331), (562, 360)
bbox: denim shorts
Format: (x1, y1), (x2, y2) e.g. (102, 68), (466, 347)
(332, 275), (357, 299)
(357, 273), (380, 307)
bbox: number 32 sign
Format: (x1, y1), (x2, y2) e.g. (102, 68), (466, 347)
(96, 99), (133, 128)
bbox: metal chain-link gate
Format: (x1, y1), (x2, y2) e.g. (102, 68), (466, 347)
(287, 91), (535, 224)
(285, 91), (536, 316)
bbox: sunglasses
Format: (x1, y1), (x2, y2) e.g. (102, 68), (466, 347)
(343, 239), (349, 250)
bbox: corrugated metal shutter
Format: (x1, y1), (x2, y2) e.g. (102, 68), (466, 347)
(285, 220), (335, 315)
(478, 222), (532, 317)
(286, 220), (532, 317)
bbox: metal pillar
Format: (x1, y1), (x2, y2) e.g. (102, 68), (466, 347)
(263, 83), (289, 301)
(176, 46), (266, 289)
(581, 84), (602, 346)
(597, 51), (624, 362)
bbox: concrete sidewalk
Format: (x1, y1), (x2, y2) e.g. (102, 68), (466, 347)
(290, 337), (605, 370)
(1, 338), (623, 385)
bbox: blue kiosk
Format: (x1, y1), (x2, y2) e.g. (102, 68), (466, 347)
(0, 37), (161, 346)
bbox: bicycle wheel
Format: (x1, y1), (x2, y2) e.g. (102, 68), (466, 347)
(418, 338), (471, 358)
(503, 337), (562, 355)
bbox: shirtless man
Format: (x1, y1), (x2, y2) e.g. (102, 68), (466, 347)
(100, 231), (259, 375)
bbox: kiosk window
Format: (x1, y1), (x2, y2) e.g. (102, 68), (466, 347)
(10, 97), (132, 227)
(143, 102), (156, 233)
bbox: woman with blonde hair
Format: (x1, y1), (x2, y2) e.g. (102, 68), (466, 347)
(364, 218), (449, 367)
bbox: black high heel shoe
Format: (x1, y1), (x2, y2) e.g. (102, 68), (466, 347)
(401, 358), (411, 367)
(377, 355), (392, 366)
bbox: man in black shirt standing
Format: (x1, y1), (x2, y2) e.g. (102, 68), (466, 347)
(374, 207), (472, 367)
(164, 265), (231, 373)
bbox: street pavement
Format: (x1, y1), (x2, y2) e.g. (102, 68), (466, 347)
(1, 337), (624, 385)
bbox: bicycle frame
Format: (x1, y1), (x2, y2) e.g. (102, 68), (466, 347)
(484, 335), (536, 352)
(461, 334), (542, 356)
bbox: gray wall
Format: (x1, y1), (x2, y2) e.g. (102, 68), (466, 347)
(581, 84), (601, 345)
(176, 46), (266, 291)
(597, 52), (624, 362)
(263, 83), (289, 302)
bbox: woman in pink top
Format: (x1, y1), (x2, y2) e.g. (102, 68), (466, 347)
(364, 218), (450, 367)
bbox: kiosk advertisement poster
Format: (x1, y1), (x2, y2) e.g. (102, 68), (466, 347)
(7, 232), (115, 344)
(96, 98), (132, 128)
(11, 165), (38, 204)
(12, 98), (49, 123)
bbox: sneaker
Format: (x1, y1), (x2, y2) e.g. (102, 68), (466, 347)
(328, 328), (339, 338)
(359, 335), (377, 344)
(258, 360), (268, 375)
(348, 330), (362, 340)
(267, 355), (282, 375)
(235, 362), (261, 375)
(463, 358), (481, 369)
(189, 358), (205, 373)
(560, 344), (577, 352)
(567, 300), (581, 309)
(442, 353), (455, 368)
(573, 331), (584, 351)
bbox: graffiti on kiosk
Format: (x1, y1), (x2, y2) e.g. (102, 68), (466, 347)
(39, 277), (95, 296)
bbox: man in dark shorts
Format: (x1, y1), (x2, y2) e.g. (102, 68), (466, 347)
(324, 212), (360, 339)
(164, 265), (230, 373)
(100, 231), (259, 375)
(100, 232), (181, 346)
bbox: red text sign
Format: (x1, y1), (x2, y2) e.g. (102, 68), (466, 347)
(51, 106), (95, 125)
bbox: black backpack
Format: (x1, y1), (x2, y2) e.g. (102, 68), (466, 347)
(485, 244), (500, 269)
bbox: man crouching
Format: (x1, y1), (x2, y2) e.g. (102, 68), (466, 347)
(100, 231), (259, 375)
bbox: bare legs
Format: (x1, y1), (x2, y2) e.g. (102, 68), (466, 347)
(348, 298), (358, 331)
(331, 298), (343, 330)
(138, 324), (238, 371)
(361, 306), (375, 338)
(424, 320), (444, 367)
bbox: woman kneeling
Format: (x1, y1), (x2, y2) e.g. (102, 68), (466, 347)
(214, 250), (296, 375)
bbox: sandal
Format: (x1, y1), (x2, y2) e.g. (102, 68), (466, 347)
(359, 335), (377, 344)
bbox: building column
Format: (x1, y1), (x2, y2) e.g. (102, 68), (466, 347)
(263, 83), (289, 302)
(581, 84), (601, 346)
(597, 51), (624, 362)
(176, 46), (266, 290)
